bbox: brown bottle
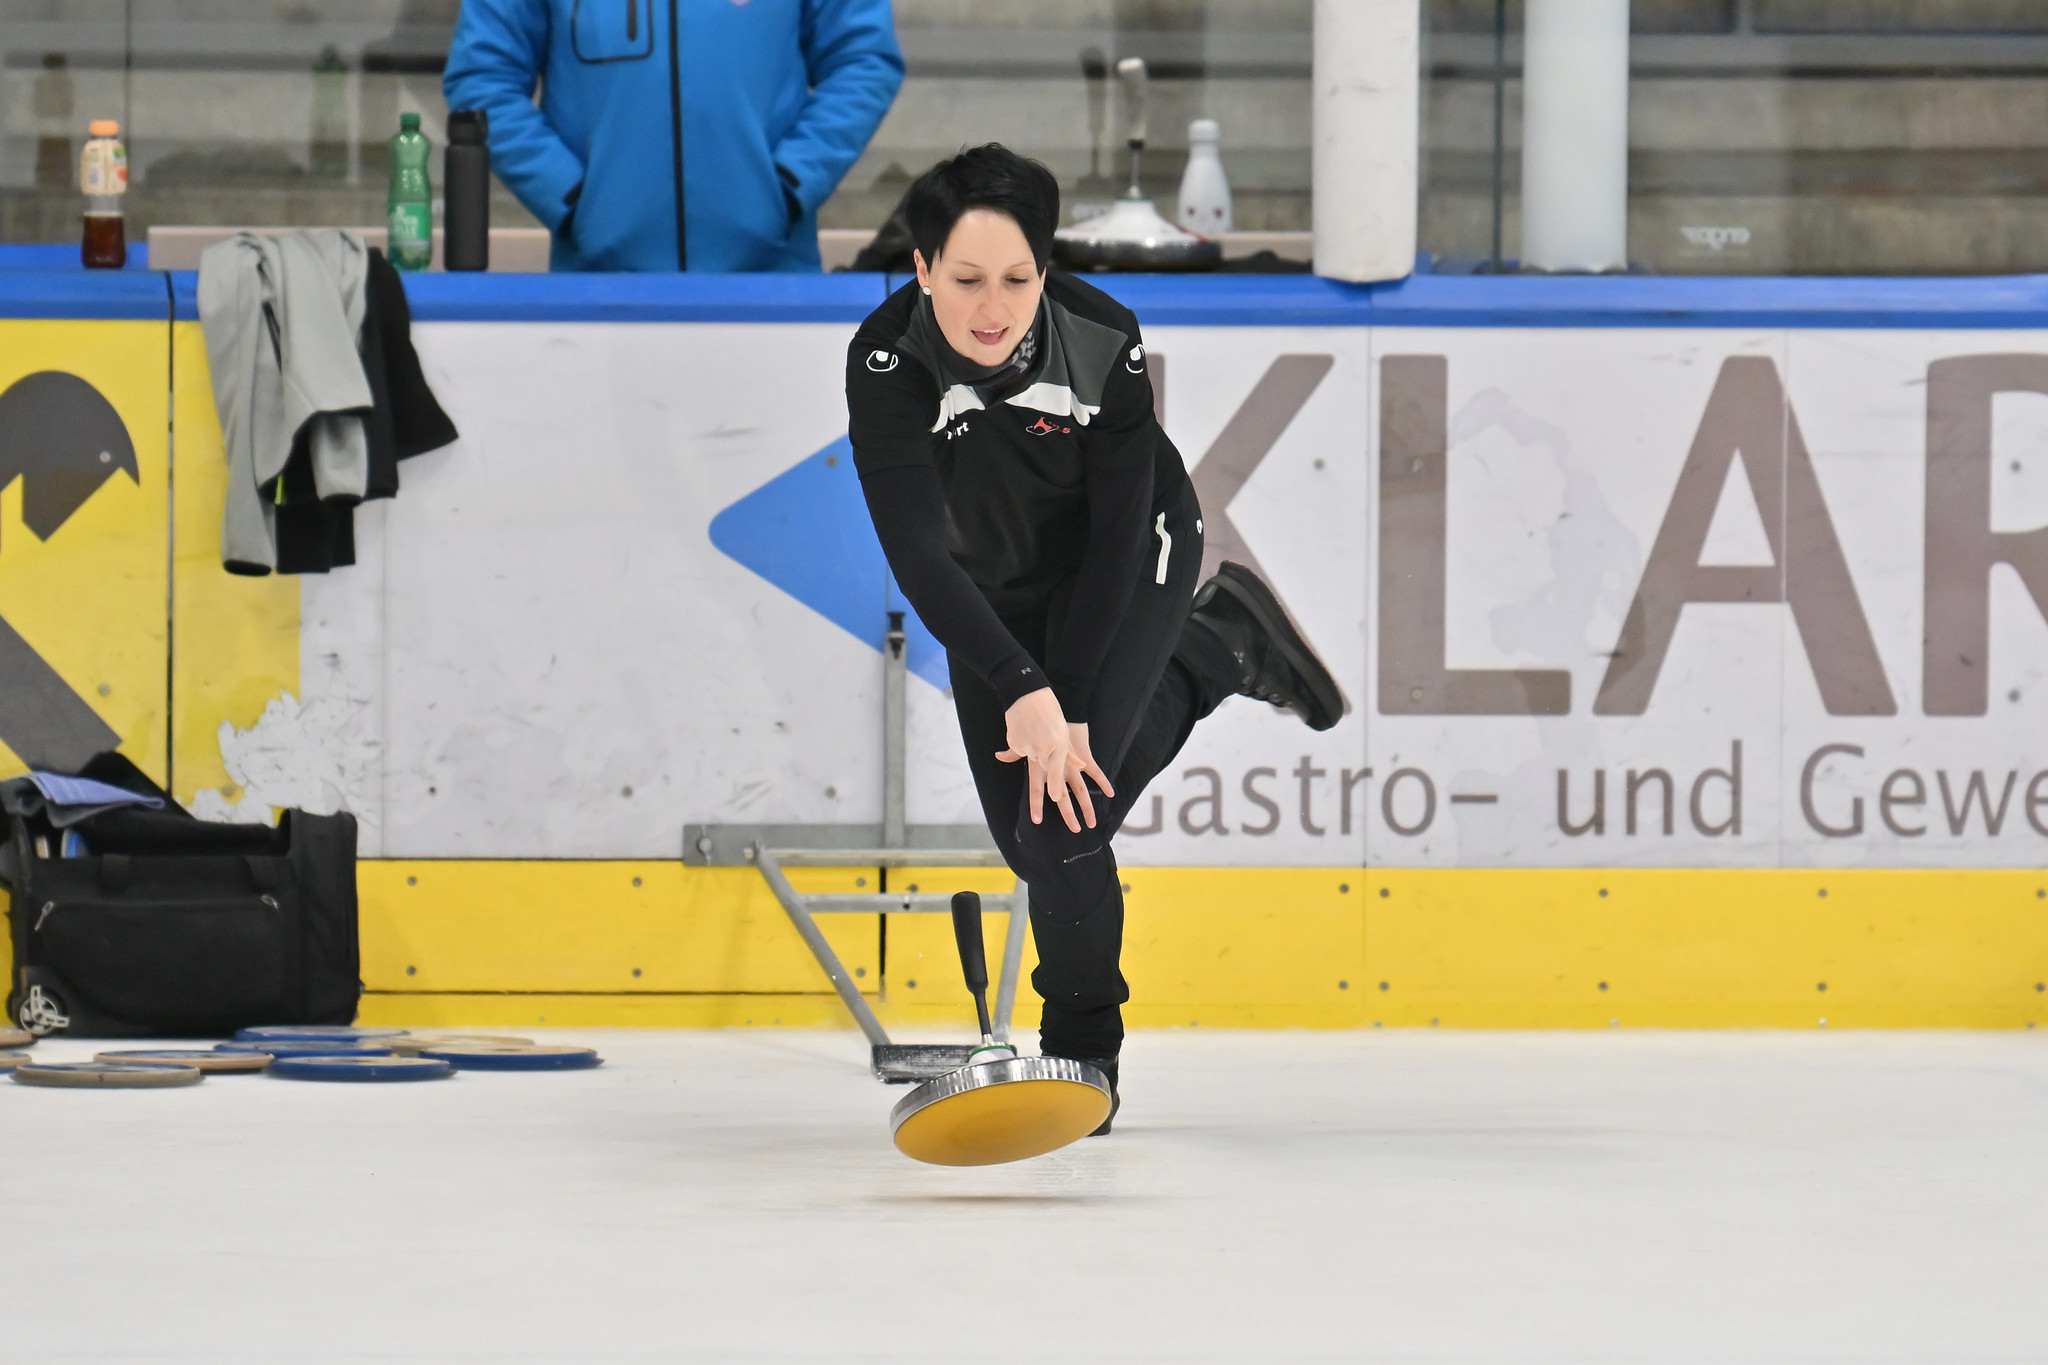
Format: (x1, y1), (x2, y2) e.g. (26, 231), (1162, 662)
(79, 118), (127, 269)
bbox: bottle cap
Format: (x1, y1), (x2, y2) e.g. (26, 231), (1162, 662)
(447, 109), (488, 145)
(1189, 118), (1220, 144)
(88, 119), (119, 137)
(400, 112), (421, 131)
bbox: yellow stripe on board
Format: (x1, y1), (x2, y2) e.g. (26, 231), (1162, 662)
(354, 994), (860, 1030)
(344, 864), (2048, 1031)
(1368, 868), (2048, 1030)
(360, 861), (881, 996)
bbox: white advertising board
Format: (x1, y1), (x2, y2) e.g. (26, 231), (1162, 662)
(214, 321), (2048, 868)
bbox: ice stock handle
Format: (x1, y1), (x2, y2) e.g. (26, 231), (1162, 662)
(951, 891), (993, 1039)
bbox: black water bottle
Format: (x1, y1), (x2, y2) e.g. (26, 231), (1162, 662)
(444, 108), (490, 272)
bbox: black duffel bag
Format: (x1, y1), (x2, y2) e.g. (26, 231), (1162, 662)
(2, 758), (360, 1039)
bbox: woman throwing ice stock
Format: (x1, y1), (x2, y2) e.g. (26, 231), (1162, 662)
(846, 145), (1345, 1133)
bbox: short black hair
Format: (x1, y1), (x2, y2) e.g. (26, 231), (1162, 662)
(902, 144), (1060, 273)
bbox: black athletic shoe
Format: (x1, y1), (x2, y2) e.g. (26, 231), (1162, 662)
(1190, 561), (1347, 731)
(1051, 1055), (1120, 1136)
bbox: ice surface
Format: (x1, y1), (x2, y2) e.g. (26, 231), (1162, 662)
(2, 1029), (2043, 1362)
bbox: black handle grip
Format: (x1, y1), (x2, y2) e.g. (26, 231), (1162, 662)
(951, 891), (987, 994)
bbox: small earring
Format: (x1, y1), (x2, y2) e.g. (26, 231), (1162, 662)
(921, 285), (932, 295)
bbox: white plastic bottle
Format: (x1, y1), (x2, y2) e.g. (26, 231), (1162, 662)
(1177, 118), (1233, 237)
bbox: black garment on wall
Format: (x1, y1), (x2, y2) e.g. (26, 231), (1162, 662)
(272, 248), (459, 574)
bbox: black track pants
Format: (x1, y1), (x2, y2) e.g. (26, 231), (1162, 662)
(948, 483), (1237, 1060)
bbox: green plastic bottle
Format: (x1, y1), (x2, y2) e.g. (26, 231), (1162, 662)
(387, 112), (432, 272)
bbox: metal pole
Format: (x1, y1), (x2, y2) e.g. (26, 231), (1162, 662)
(993, 880), (1029, 1042)
(755, 846), (890, 1047)
(883, 611), (906, 850)
(1491, 0), (1506, 271)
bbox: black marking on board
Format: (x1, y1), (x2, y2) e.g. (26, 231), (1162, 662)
(0, 371), (139, 767)
(0, 615), (119, 770)
(0, 371), (141, 545)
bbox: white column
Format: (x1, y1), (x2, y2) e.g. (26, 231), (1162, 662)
(1520, 0), (1632, 273)
(1311, 0), (1419, 284)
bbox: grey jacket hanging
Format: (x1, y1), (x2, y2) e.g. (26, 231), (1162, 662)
(197, 231), (373, 575)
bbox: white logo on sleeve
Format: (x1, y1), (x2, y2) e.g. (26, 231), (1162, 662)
(1127, 345), (1146, 373)
(866, 350), (899, 373)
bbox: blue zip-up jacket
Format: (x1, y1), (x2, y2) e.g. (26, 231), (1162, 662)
(443, 0), (902, 272)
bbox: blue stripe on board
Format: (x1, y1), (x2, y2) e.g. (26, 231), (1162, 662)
(0, 242), (151, 272)
(398, 270), (897, 323)
(1077, 273), (1374, 327)
(169, 269), (196, 320)
(1083, 271), (2048, 329)
(170, 268), (895, 324)
(0, 270), (168, 321)
(1358, 272), (2048, 330)
(80, 267), (2048, 330)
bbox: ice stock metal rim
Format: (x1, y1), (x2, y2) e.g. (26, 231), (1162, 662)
(888, 1055), (1111, 1135)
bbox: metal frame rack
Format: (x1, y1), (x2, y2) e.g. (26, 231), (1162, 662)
(683, 614), (1027, 1083)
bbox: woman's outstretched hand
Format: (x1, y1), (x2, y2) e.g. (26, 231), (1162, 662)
(996, 689), (1115, 833)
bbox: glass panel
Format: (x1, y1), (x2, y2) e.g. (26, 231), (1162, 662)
(0, 0), (538, 245)
(1423, 0), (2048, 275)
(13, 0), (2043, 273)
(5, 0), (1315, 249)
(830, 1), (1313, 234)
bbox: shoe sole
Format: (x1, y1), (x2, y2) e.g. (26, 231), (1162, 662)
(1200, 563), (1348, 731)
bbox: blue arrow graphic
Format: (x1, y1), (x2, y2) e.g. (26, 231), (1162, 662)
(709, 436), (948, 687)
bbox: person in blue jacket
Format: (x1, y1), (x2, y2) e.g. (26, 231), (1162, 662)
(443, 0), (903, 272)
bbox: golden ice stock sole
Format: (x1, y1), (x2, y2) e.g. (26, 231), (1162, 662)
(890, 1057), (1112, 1167)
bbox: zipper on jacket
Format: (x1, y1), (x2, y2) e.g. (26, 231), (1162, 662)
(34, 901), (54, 933)
(626, 0), (637, 42)
(668, 0), (687, 270)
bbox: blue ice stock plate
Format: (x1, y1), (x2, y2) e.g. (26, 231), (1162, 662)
(268, 1055), (455, 1082)
(420, 1045), (604, 1072)
(234, 1025), (410, 1042)
(216, 1041), (390, 1059)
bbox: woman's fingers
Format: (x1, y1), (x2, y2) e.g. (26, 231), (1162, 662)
(1078, 754), (1115, 801)
(1014, 737), (1094, 832)
(1028, 746), (1083, 833)
(1066, 762), (1097, 829)
(1050, 764), (1082, 832)
(1040, 749), (1080, 832)
(1065, 726), (1115, 803)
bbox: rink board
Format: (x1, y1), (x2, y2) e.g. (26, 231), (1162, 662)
(168, 298), (2048, 873)
(5, 268), (2048, 1026)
